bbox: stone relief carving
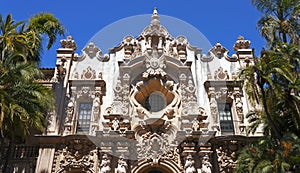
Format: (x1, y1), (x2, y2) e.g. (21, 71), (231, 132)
(137, 132), (179, 164)
(81, 66), (96, 79)
(112, 118), (120, 131)
(175, 36), (188, 61)
(77, 42), (109, 62)
(98, 72), (103, 79)
(123, 36), (135, 58)
(83, 42), (101, 59)
(140, 8), (172, 41)
(208, 42), (229, 59)
(65, 101), (74, 124)
(105, 101), (129, 116)
(77, 86), (92, 98)
(234, 87), (244, 123)
(191, 118), (200, 131)
(143, 53), (167, 80)
(116, 155), (127, 173)
(216, 147), (237, 173)
(60, 35), (77, 50)
(132, 42), (142, 58)
(114, 79), (123, 101)
(93, 97), (101, 122)
(214, 67), (230, 80)
(179, 75), (199, 108)
(233, 36), (251, 51)
(99, 154), (111, 173)
(184, 154), (196, 173)
(201, 155), (212, 173)
(73, 72), (79, 79)
(46, 111), (56, 133)
(53, 139), (98, 173)
(55, 57), (67, 81)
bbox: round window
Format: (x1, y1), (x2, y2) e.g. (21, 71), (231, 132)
(144, 92), (166, 112)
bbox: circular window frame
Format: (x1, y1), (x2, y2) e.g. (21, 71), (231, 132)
(144, 91), (167, 112)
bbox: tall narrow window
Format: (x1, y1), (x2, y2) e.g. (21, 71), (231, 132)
(77, 102), (92, 133)
(218, 103), (234, 135)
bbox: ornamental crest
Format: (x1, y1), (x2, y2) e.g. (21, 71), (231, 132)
(137, 132), (179, 164)
(143, 53), (167, 80)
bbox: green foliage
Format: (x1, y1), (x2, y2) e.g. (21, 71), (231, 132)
(235, 134), (300, 173)
(0, 13), (64, 142)
(252, 0), (300, 45)
(236, 1), (300, 171)
(240, 43), (300, 139)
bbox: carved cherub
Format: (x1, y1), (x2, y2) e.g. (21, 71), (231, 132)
(116, 155), (127, 173)
(99, 154), (111, 173)
(184, 154), (196, 173)
(201, 155), (212, 173)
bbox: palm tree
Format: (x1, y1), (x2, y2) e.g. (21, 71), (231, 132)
(0, 13), (63, 172)
(0, 13), (64, 141)
(241, 42), (300, 139)
(251, 0), (300, 45)
(0, 60), (54, 142)
(27, 13), (65, 62)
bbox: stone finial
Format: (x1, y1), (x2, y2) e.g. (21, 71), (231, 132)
(60, 36), (77, 50)
(233, 36), (251, 51)
(151, 7), (160, 26)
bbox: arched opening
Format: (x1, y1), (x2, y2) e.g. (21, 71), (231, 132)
(138, 166), (172, 173)
(147, 170), (164, 173)
(132, 159), (183, 173)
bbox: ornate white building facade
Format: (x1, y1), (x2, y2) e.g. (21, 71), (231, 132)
(5, 9), (260, 173)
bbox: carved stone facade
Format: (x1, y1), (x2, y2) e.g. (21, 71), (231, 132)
(0, 8), (262, 173)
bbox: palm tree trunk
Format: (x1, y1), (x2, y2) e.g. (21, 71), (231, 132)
(259, 83), (282, 141)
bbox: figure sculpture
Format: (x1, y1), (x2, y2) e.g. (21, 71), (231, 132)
(184, 154), (196, 173)
(99, 154), (111, 173)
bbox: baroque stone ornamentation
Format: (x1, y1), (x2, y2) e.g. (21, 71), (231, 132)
(65, 101), (74, 124)
(99, 154), (111, 173)
(52, 139), (98, 173)
(46, 111), (56, 133)
(201, 154), (212, 173)
(77, 86), (92, 98)
(208, 42), (229, 59)
(116, 155), (128, 173)
(143, 53), (167, 80)
(26, 8), (260, 173)
(76, 42), (109, 62)
(137, 132), (179, 165)
(233, 36), (251, 51)
(216, 147), (237, 173)
(60, 35), (77, 50)
(184, 154), (196, 173)
(214, 67), (230, 80)
(81, 66), (96, 79)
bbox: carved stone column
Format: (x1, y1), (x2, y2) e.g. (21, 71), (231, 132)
(208, 87), (220, 133)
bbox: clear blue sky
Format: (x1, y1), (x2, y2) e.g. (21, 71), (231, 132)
(0, 0), (266, 67)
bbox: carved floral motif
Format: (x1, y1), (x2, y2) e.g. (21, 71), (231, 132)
(81, 66), (96, 79)
(214, 67), (229, 80)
